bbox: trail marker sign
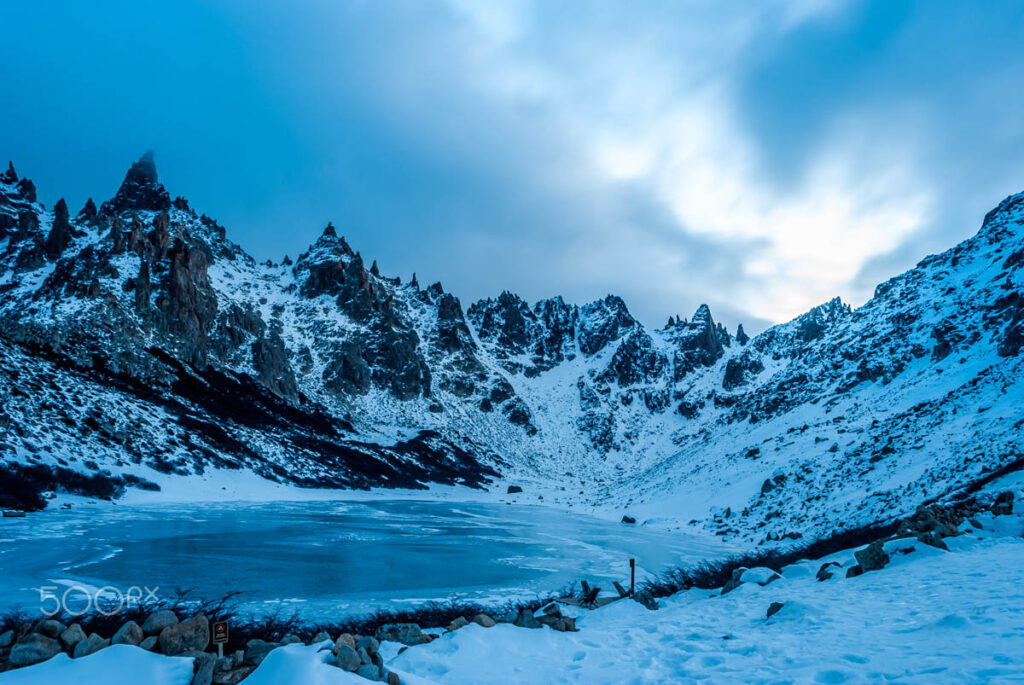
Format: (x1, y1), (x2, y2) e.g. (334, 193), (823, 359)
(213, 620), (228, 657)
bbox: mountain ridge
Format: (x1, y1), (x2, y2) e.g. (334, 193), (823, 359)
(1, 154), (1022, 543)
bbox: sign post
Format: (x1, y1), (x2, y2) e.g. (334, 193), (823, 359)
(629, 558), (635, 597)
(212, 620), (228, 658)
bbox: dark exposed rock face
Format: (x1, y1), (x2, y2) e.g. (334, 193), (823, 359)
(666, 304), (724, 380)
(156, 237), (218, 366)
(723, 351), (764, 390)
(100, 151), (171, 215)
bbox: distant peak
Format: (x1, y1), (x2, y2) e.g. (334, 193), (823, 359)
(1, 161), (16, 184)
(100, 151), (171, 215)
(692, 304), (714, 325)
(323, 222), (337, 238)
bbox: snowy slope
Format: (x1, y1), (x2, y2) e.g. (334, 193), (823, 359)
(1, 154), (1023, 539)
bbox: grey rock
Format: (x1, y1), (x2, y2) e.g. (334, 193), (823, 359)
(387, 671), (402, 685)
(281, 633), (301, 645)
(59, 623), (87, 651)
(506, 485), (523, 494)
(159, 615), (209, 656)
(721, 567), (746, 594)
(33, 619), (66, 638)
(357, 646), (373, 665)
(243, 639), (280, 666)
(815, 562), (841, 582)
(846, 565), (864, 578)
(112, 620), (144, 646)
(375, 623), (422, 646)
(10, 633), (62, 666)
(140, 635), (159, 651)
(357, 664), (383, 681)
(854, 541), (890, 572)
(191, 652), (216, 685)
(767, 602), (785, 618)
(446, 616), (469, 631)
(512, 608), (541, 629)
(0, 629), (14, 648)
(143, 610), (179, 635)
(355, 635), (379, 656)
(916, 531), (949, 550)
(73, 633), (110, 659)
(312, 631), (331, 644)
(472, 613), (496, 628)
(334, 644), (361, 672)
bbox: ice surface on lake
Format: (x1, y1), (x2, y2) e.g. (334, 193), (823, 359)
(0, 500), (730, 618)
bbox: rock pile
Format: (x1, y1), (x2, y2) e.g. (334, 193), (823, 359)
(0, 602), (581, 683)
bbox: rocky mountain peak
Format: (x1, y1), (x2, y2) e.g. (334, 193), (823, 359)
(1, 161), (16, 184)
(100, 151), (171, 216)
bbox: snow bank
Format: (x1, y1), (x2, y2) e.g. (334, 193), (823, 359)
(0, 645), (193, 684)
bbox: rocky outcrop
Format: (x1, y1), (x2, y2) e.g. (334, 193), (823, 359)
(100, 151), (171, 215)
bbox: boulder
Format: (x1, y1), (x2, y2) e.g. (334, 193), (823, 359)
(143, 610), (179, 635)
(387, 671), (401, 685)
(507, 485), (523, 494)
(140, 635), (159, 652)
(536, 615), (566, 631)
(766, 602), (785, 619)
(73, 633), (110, 659)
(333, 634), (356, 654)
(243, 639), (280, 666)
(312, 631), (331, 644)
(815, 562), (840, 582)
(0, 629), (14, 648)
(446, 616), (469, 631)
(281, 634), (302, 645)
(112, 620), (144, 646)
(854, 541), (890, 572)
(191, 652), (216, 685)
(334, 644), (361, 672)
(59, 623), (87, 651)
(721, 567), (746, 594)
(375, 623), (422, 645)
(159, 615), (210, 656)
(621, 515), (637, 524)
(355, 635), (379, 657)
(845, 565), (864, 578)
(562, 617), (578, 632)
(992, 491), (1014, 516)
(33, 619), (66, 638)
(916, 531), (948, 551)
(10, 633), (62, 666)
(357, 664), (383, 681)
(472, 614), (496, 628)
(357, 646), (373, 665)
(512, 608), (541, 629)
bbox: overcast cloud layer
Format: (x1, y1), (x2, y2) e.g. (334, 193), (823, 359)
(2, 0), (1023, 331)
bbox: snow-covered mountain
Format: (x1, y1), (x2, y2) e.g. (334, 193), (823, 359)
(1, 154), (1022, 540)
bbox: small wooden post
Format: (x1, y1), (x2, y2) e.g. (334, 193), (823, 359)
(629, 558), (635, 596)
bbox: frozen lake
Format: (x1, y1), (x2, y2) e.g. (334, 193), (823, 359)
(0, 500), (729, 619)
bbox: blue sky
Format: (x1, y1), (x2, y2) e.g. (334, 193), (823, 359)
(2, 0), (1023, 331)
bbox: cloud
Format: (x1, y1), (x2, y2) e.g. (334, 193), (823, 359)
(2, 0), (1023, 334)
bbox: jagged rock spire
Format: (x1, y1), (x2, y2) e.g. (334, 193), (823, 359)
(44, 198), (73, 260)
(1, 161), (16, 184)
(77, 198), (98, 224)
(323, 221), (337, 238)
(100, 151), (171, 215)
(736, 323), (749, 346)
(370, 260), (380, 277)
